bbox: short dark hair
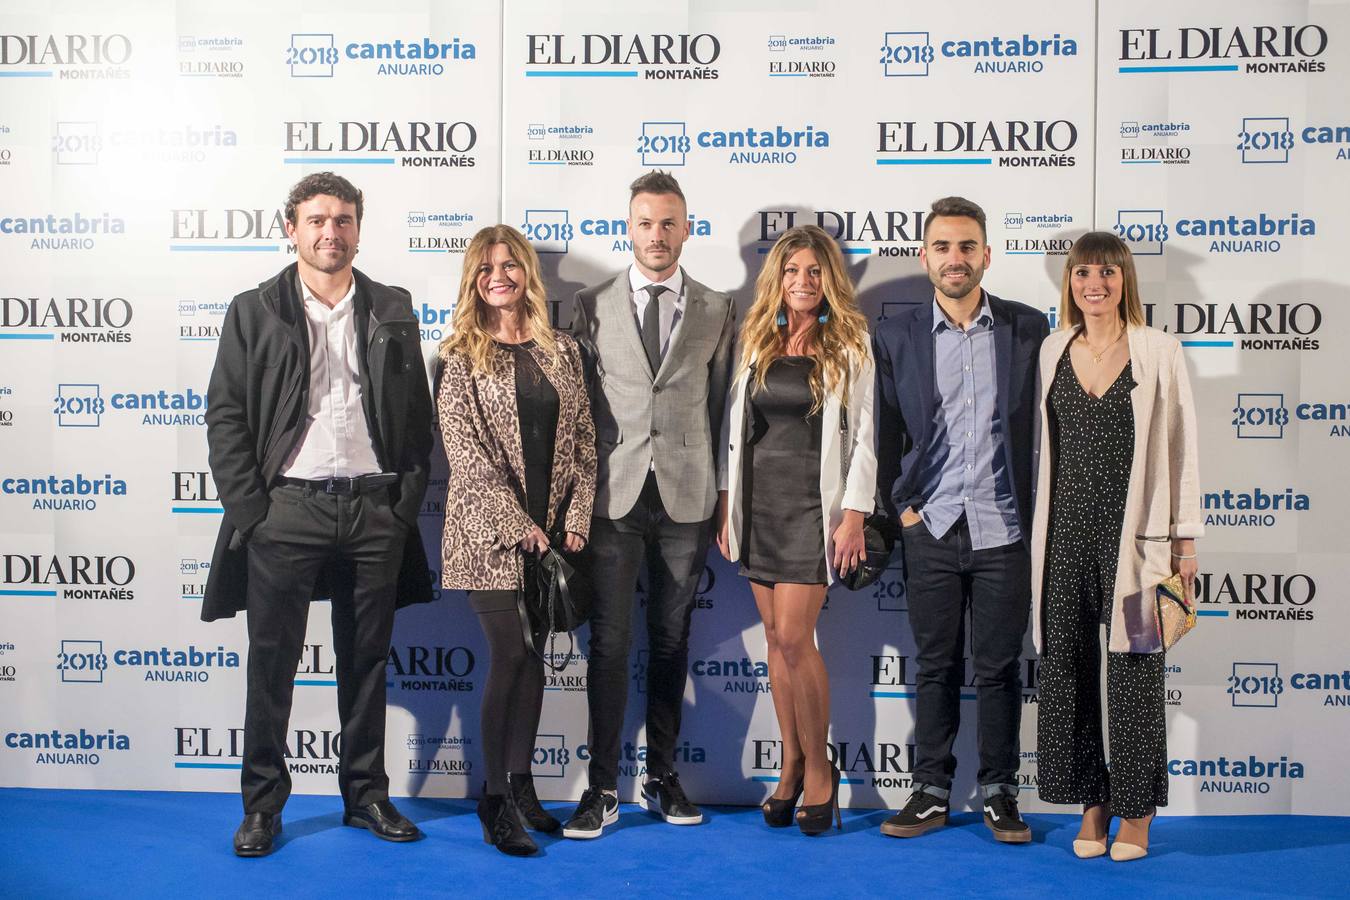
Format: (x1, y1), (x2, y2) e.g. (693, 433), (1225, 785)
(285, 172), (364, 226)
(629, 170), (686, 206)
(928, 196), (987, 243)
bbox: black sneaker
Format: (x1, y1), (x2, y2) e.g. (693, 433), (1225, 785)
(642, 772), (703, 825)
(983, 792), (1031, 843)
(879, 789), (948, 838)
(561, 787), (619, 840)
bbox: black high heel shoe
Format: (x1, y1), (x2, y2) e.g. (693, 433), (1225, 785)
(477, 786), (538, 857)
(509, 772), (561, 833)
(795, 763), (841, 835)
(761, 778), (805, 828)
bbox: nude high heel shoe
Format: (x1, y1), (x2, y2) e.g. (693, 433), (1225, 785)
(1073, 803), (1111, 859)
(1110, 810), (1155, 861)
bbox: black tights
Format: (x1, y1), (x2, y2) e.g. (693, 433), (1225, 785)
(472, 593), (545, 794)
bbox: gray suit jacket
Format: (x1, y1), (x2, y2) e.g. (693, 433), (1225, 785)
(571, 268), (735, 523)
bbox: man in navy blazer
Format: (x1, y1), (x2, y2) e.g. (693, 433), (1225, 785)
(873, 197), (1049, 844)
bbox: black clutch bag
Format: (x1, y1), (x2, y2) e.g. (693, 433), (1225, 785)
(841, 513), (897, 592)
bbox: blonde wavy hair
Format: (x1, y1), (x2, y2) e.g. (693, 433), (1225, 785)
(439, 225), (556, 375)
(738, 224), (870, 412)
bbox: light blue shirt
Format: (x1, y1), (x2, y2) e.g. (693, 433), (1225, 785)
(917, 293), (1021, 550)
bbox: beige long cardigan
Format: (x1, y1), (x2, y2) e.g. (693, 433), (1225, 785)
(1030, 324), (1203, 654)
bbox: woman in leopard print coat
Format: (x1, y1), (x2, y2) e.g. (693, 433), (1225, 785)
(436, 224), (596, 855)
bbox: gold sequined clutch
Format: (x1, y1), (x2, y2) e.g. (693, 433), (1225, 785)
(1155, 573), (1196, 651)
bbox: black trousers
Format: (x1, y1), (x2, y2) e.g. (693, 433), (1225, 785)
(241, 483), (406, 815)
(584, 472), (711, 789)
(1036, 555), (1168, 818)
(901, 517), (1030, 794)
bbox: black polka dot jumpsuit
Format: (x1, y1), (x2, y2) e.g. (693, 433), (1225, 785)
(1036, 348), (1168, 818)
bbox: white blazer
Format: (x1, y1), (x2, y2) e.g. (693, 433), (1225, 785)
(717, 346), (877, 586)
(1029, 324), (1204, 654)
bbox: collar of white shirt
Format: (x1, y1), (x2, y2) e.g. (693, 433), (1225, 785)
(298, 273), (357, 313)
(628, 264), (685, 307)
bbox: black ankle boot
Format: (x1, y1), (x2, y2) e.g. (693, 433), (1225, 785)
(477, 787), (538, 856)
(509, 772), (561, 833)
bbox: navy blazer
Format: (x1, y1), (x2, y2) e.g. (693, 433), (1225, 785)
(872, 290), (1049, 543)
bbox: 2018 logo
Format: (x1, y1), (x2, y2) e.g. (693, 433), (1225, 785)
(1116, 210), (1314, 255)
(1233, 393), (1350, 439)
(882, 30), (1077, 77)
(638, 122), (828, 167)
(53, 385), (208, 427)
(177, 34), (244, 78)
(288, 33), (475, 78)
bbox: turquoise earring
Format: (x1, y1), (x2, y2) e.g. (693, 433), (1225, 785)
(776, 311), (787, 327)
(818, 305), (830, 324)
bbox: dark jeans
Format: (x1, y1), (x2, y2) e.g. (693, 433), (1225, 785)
(585, 472), (711, 789)
(241, 483), (405, 815)
(901, 516), (1029, 795)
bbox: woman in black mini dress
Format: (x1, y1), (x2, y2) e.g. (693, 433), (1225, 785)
(716, 225), (877, 834)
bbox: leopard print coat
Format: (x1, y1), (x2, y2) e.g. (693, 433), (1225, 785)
(437, 331), (596, 590)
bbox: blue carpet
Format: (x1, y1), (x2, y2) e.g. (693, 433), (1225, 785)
(1, 788), (1346, 897)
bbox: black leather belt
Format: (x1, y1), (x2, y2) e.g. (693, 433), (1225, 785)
(275, 473), (398, 495)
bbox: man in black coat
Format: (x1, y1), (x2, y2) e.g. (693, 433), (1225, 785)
(204, 172), (433, 856)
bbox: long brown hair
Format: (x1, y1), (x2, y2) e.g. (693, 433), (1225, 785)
(439, 225), (556, 374)
(738, 225), (870, 411)
(1059, 231), (1146, 329)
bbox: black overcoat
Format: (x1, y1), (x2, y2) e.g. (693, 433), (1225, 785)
(201, 263), (434, 622)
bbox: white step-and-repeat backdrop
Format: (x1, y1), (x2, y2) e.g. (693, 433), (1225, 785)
(2, 0), (1347, 816)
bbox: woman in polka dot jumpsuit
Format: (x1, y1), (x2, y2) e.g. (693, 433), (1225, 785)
(1028, 232), (1203, 862)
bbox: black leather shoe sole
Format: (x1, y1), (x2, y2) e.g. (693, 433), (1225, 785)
(233, 815), (282, 857)
(880, 813), (947, 838)
(985, 814), (1032, 843)
(342, 813), (422, 842)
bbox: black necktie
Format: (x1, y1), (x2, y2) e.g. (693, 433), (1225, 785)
(641, 284), (665, 375)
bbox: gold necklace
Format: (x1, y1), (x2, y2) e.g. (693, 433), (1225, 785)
(1080, 326), (1124, 364)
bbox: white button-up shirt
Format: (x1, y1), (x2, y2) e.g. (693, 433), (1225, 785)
(279, 275), (382, 479)
(628, 264), (686, 356)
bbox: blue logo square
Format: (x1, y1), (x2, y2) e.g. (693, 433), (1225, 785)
(521, 210), (572, 254)
(639, 122), (687, 167)
(54, 384), (103, 427)
(1116, 209), (1167, 255)
(59, 640), (104, 683)
(533, 734), (568, 778)
(1239, 117), (1292, 164)
(1230, 662), (1281, 708)
(289, 34), (336, 78)
(882, 32), (932, 77)
(1234, 393), (1287, 439)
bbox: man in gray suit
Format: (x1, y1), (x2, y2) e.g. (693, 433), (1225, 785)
(563, 171), (736, 839)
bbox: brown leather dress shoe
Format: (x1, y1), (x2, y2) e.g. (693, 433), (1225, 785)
(233, 812), (281, 857)
(342, 799), (422, 842)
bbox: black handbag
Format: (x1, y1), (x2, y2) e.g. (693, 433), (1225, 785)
(838, 407), (896, 592)
(841, 514), (897, 592)
(516, 543), (592, 672)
